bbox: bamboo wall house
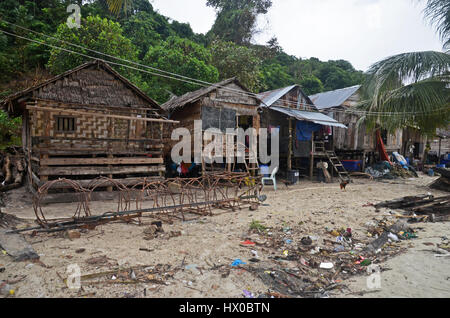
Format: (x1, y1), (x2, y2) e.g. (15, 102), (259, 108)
(1, 60), (176, 196)
(310, 85), (404, 170)
(161, 78), (262, 174)
(257, 85), (348, 180)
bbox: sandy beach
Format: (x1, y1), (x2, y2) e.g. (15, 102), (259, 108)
(0, 175), (449, 298)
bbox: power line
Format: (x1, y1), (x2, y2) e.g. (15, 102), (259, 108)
(0, 24), (448, 117)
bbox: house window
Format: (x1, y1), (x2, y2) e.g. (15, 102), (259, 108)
(56, 116), (76, 132)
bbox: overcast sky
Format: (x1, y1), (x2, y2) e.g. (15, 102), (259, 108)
(150, 0), (444, 71)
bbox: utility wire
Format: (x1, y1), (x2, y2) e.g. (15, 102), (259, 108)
(0, 24), (449, 117)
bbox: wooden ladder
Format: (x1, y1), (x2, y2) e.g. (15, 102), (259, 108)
(233, 142), (259, 175)
(325, 150), (351, 182)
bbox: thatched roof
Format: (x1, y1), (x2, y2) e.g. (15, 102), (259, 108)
(161, 78), (260, 112)
(1, 60), (162, 111)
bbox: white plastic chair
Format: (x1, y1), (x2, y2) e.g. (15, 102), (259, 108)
(261, 166), (278, 191)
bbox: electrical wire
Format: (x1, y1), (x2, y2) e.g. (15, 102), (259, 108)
(0, 22), (449, 117)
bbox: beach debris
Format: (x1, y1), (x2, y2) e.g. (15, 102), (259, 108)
(243, 290), (254, 298)
(75, 248), (86, 254)
(373, 194), (450, 222)
(240, 240), (256, 247)
(319, 262), (334, 269)
(430, 167), (450, 192)
(231, 259), (246, 267)
(387, 233), (399, 242)
(0, 228), (39, 262)
(301, 237), (312, 246)
(85, 255), (109, 265)
(0, 282), (14, 296)
(65, 230), (81, 240)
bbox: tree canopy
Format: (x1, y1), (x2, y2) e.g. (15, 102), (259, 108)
(0, 0), (364, 103)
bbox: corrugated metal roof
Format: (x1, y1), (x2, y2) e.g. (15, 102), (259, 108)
(309, 85), (361, 110)
(270, 106), (347, 129)
(257, 84), (315, 109)
(257, 85), (297, 106)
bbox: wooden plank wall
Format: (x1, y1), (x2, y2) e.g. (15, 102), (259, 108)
(28, 100), (166, 189)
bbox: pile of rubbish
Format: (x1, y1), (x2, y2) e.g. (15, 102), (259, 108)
(365, 160), (418, 180)
(229, 218), (413, 298)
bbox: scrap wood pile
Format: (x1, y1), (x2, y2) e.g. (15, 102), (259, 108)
(0, 147), (26, 192)
(430, 167), (450, 192)
(373, 194), (450, 222)
(226, 219), (414, 298)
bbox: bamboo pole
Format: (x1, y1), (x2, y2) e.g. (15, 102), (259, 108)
(26, 105), (179, 124)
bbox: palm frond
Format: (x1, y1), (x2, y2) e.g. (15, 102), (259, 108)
(362, 51), (450, 108)
(106, 0), (130, 16)
(360, 76), (450, 133)
(423, 0), (450, 49)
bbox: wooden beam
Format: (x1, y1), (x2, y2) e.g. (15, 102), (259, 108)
(26, 105), (179, 124)
(33, 146), (164, 154)
(40, 157), (164, 166)
(310, 132), (315, 180)
(288, 118), (293, 171)
(39, 165), (166, 176)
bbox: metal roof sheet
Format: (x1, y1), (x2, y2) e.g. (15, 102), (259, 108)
(257, 84), (316, 109)
(309, 85), (361, 110)
(270, 106), (347, 129)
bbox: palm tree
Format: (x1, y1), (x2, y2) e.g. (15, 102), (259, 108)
(359, 0), (450, 134)
(423, 0), (450, 50)
(105, 0), (130, 15)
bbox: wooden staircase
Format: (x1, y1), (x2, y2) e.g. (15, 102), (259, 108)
(314, 141), (351, 182)
(326, 150), (351, 182)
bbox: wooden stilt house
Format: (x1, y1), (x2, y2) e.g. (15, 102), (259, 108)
(258, 85), (348, 181)
(1, 60), (177, 196)
(161, 78), (262, 175)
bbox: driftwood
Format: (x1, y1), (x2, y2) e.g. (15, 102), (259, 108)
(430, 168), (450, 192)
(0, 153), (26, 192)
(375, 194), (450, 215)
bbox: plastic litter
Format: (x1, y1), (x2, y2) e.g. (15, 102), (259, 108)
(243, 290), (254, 298)
(388, 233), (399, 242)
(0, 282), (14, 296)
(334, 245), (345, 252)
(231, 259), (246, 267)
(240, 240), (256, 246)
(301, 237), (313, 245)
(319, 262), (334, 269)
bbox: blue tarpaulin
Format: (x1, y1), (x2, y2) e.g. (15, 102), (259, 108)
(296, 121), (321, 141)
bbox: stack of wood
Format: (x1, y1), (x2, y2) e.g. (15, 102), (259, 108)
(430, 167), (450, 192)
(0, 147), (26, 192)
(374, 194), (450, 222)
